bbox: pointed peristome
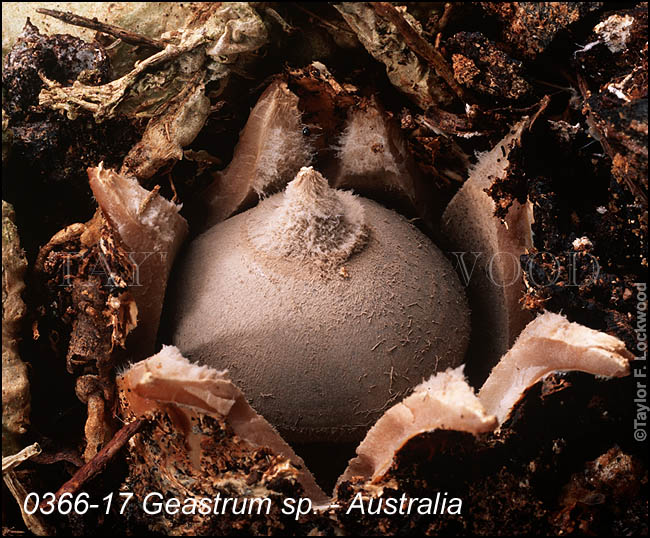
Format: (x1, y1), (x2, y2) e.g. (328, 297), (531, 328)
(249, 166), (368, 268)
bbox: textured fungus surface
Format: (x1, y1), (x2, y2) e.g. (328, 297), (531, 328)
(201, 80), (312, 229)
(340, 366), (496, 483)
(250, 167), (367, 269)
(1, 3), (646, 535)
(479, 311), (632, 424)
(168, 167), (470, 443)
(118, 346), (326, 503)
(88, 165), (188, 360)
(442, 119), (534, 383)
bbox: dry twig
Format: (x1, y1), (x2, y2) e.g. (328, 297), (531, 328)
(36, 7), (165, 49)
(52, 417), (147, 502)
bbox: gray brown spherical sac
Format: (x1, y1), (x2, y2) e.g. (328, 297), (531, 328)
(165, 167), (470, 443)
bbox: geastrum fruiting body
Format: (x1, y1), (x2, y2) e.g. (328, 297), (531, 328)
(166, 166), (470, 443)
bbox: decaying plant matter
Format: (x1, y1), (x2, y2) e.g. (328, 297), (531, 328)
(36, 4), (267, 122)
(87, 164), (188, 360)
(2, 201), (30, 456)
(575, 4), (648, 208)
(109, 312), (634, 534)
(28, 163), (188, 466)
(1, 2), (647, 536)
(33, 210), (136, 462)
(118, 347), (326, 499)
(333, 2), (461, 109)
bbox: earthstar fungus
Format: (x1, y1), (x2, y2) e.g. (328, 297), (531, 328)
(0, 3), (644, 534)
(167, 166), (471, 443)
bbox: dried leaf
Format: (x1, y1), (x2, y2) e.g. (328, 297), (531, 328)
(120, 78), (210, 181)
(334, 3), (456, 109)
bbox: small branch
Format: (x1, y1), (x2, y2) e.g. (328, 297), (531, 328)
(52, 418), (146, 503)
(2, 443), (41, 473)
(264, 7), (296, 34)
(371, 2), (467, 103)
(292, 3), (356, 35)
(31, 448), (84, 468)
(36, 8), (165, 50)
(436, 3), (455, 34)
(137, 185), (161, 216)
(528, 94), (551, 130)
